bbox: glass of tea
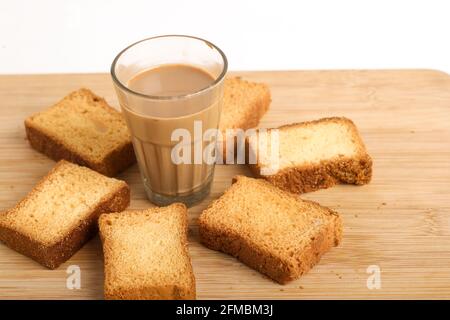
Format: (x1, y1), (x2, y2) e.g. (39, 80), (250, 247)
(111, 35), (227, 206)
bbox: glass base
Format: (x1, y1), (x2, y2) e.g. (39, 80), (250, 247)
(143, 176), (213, 207)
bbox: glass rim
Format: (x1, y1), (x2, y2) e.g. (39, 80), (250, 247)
(110, 35), (228, 100)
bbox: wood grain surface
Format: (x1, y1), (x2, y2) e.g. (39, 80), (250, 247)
(0, 70), (449, 299)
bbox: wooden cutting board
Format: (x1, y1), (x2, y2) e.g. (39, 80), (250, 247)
(0, 70), (449, 299)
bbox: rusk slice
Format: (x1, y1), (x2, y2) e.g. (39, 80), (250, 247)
(0, 160), (130, 269)
(199, 176), (342, 284)
(99, 204), (196, 300)
(25, 88), (136, 176)
(218, 77), (271, 160)
(248, 117), (372, 193)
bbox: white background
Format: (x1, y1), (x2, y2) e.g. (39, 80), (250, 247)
(0, 0), (449, 74)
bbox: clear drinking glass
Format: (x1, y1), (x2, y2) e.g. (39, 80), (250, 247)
(111, 35), (227, 206)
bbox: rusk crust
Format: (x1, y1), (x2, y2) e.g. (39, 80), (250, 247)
(250, 154), (372, 194)
(25, 123), (135, 177)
